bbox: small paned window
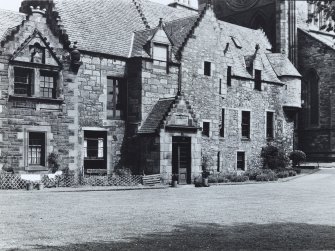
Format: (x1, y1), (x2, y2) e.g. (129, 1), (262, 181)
(227, 66), (232, 86)
(220, 109), (225, 137)
(237, 152), (245, 171)
(40, 71), (57, 98)
(84, 138), (104, 159)
(255, 70), (262, 91)
(266, 112), (274, 139)
(153, 43), (168, 70)
(28, 132), (45, 166)
(202, 121), (210, 137)
(204, 61), (211, 76)
(14, 67), (33, 96)
(107, 77), (125, 119)
(241, 111), (250, 139)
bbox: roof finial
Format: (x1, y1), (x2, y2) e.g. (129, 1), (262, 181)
(159, 18), (164, 28)
(255, 44), (260, 51)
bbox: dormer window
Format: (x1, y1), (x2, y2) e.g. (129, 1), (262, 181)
(254, 69), (262, 91)
(14, 67), (33, 96)
(153, 43), (168, 65)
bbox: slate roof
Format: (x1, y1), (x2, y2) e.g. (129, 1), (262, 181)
(0, 9), (25, 42)
(53, 0), (146, 57)
(138, 97), (175, 134)
(298, 28), (335, 51)
(266, 53), (301, 78)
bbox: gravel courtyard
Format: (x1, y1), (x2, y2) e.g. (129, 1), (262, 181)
(0, 168), (335, 250)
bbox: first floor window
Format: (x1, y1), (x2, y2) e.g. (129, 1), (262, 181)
(202, 121), (210, 137)
(28, 132), (45, 166)
(40, 71), (57, 98)
(241, 111), (250, 139)
(266, 112), (274, 139)
(237, 152), (245, 171)
(107, 77), (125, 119)
(14, 67), (33, 96)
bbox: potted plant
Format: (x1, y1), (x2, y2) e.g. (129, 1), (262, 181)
(26, 181), (34, 191)
(171, 174), (178, 187)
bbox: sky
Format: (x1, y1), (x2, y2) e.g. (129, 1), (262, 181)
(0, 0), (198, 12)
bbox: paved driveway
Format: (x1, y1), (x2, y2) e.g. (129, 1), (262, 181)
(0, 168), (334, 250)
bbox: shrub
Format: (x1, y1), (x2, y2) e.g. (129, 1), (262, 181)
(194, 176), (203, 187)
(48, 152), (60, 173)
(115, 168), (132, 176)
(208, 175), (218, 183)
(276, 170), (289, 178)
(261, 145), (289, 169)
(289, 150), (306, 167)
(294, 168), (302, 174)
(255, 170), (278, 181)
(288, 169), (297, 177)
(217, 175), (229, 183)
(230, 174), (249, 182)
(245, 169), (263, 180)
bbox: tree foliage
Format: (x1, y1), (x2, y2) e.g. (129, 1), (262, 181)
(307, 1), (335, 32)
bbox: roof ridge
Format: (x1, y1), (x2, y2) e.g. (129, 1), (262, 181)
(0, 9), (25, 15)
(132, 0), (151, 29)
(176, 3), (210, 59)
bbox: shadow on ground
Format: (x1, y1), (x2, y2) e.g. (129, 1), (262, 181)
(15, 222), (335, 250)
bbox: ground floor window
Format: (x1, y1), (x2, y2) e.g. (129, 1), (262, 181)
(83, 131), (107, 173)
(237, 151), (245, 171)
(28, 132), (45, 166)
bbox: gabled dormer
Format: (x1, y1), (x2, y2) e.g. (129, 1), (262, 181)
(149, 19), (174, 71)
(245, 44), (264, 91)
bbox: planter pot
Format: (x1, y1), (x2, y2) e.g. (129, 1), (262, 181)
(37, 183), (43, 190)
(172, 180), (178, 188)
(26, 183), (34, 191)
(202, 178), (209, 187)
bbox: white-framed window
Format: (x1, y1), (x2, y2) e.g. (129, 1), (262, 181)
(28, 132), (46, 166)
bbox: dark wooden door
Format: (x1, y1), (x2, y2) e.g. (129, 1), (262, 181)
(172, 136), (191, 184)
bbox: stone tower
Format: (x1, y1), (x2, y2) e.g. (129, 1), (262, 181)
(198, 0), (298, 65)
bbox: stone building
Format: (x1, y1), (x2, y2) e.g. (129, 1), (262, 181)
(0, 0), (300, 183)
(204, 0), (335, 162)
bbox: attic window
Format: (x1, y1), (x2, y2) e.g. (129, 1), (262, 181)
(231, 37), (242, 49)
(153, 43), (167, 61)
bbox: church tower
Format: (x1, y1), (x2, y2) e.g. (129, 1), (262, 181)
(199, 0), (298, 65)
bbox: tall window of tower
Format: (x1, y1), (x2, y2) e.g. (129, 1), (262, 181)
(305, 69), (319, 126)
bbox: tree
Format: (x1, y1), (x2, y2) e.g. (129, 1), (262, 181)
(307, 1), (335, 32)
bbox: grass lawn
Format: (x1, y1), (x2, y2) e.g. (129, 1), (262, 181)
(0, 168), (334, 250)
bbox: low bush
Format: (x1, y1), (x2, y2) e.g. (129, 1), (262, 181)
(294, 168), (302, 174)
(217, 175), (229, 183)
(230, 174), (249, 182)
(261, 145), (289, 169)
(194, 176), (203, 187)
(255, 170), (278, 181)
(276, 170), (289, 178)
(245, 169), (263, 180)
(208, 176), (218, 183)
(288, 169), (297, 177)
(289, 150), (306, 167)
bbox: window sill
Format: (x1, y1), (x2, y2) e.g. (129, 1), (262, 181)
(25, 165), (48, 172)
(241, 138), (250, 141)
(9, 95), (64, 104)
